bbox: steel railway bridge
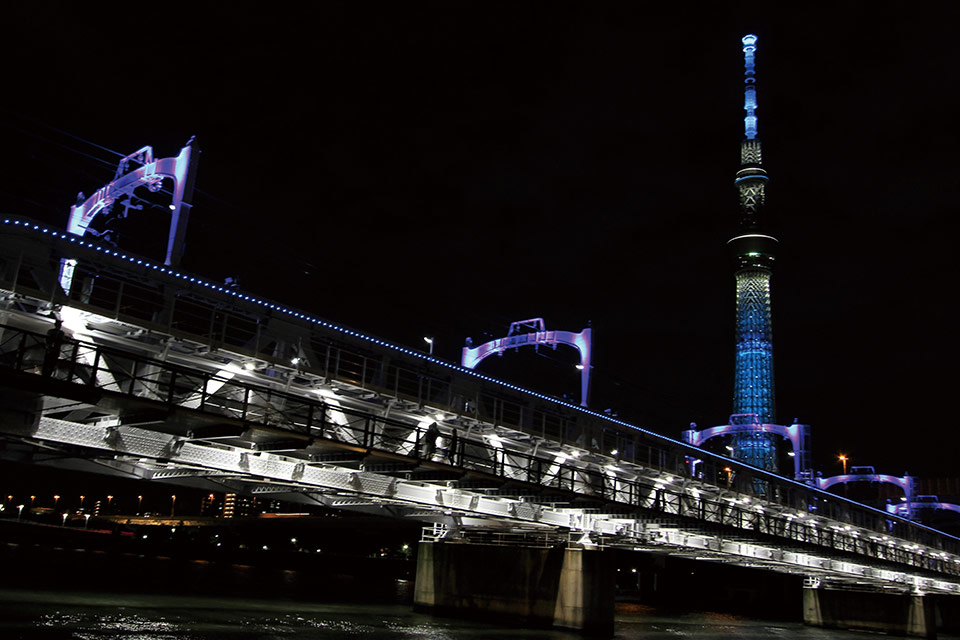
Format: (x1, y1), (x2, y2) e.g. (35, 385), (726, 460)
(0, 218), (958, 634)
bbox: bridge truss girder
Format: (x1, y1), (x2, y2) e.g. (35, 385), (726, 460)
(7, 415), (958, 596)
(0, 241), (958, 595)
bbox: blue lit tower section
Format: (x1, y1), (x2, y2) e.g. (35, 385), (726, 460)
(729, 34), (779, 472)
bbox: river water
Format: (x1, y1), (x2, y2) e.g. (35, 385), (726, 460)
(1, 530), (955, 639)
(0, 588), (925, 639)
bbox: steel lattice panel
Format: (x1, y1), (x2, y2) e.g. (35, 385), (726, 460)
(15, 416), (960, 594)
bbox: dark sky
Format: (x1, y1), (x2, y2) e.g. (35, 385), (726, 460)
(2, 4), (958, 479)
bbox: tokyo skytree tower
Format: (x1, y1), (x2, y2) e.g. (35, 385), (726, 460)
(728, 34), (779, 472)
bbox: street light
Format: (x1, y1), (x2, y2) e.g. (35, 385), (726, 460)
(53, 494), (60, 507)
(61, 513), (68, 527)
(423, 337), (434, 355)
(170, 494), (177, 516)
(838, 454), (848, 474)
(79, 495), (85, 509)
(137, 495), (143, 513)
(83, 514), (90, 528)
(16, 505), (24, 521)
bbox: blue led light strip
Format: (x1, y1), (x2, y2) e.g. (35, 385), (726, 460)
(3, 218), (687, 444)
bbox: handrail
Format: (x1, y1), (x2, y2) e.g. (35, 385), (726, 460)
(1, 321), (957, 577)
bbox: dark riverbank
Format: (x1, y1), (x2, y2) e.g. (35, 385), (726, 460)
(0, 518), (416, 603)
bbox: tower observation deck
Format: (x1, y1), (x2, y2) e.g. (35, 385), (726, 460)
(729, 34), (779, 472)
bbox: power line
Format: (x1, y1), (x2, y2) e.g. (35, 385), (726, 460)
(0, 107), (124, 160)
(0, 119), (117, 171)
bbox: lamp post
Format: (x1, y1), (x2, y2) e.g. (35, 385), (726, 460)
(53, 494), (60, 508)
(61, 513), (68, 527)
(16, 505), (24, 521)
(83, 514), (90, 529)
(137, 495), (143, 514)
(838, 454), (848, 475)
(170, 494), (176, 517)
(79, 495), (85, 510)
(423, 337), (434, 356)
(106, 495), (114, 513)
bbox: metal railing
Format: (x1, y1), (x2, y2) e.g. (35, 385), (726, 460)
(1, 321), (958, 579)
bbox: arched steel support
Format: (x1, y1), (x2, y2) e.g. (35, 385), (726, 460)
(59, 143), (199, 292)
(817, 473), (914, 497)
(682, 417), (811, 481)
(887, 501), (960, 519)
(461, 318), (592, 407)
(818, 472), (916, 518)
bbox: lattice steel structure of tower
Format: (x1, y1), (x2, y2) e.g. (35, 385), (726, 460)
(728, 34), (779, 472)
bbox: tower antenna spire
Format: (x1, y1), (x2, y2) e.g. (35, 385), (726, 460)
(742, 34), (759, 140)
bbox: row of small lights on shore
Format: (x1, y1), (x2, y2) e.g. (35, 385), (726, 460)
(5, 492), (170, 510)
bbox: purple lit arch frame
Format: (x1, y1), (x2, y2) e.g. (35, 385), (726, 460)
(60, 144), (198, 292)
(887, 500), (960, 518)
(816, 472), (913, 496)
(461, 318), (592, 407)
(683, 416), (811, 480)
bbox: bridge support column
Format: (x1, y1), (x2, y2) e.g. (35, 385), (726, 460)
(414, 541), (614, 636)
(803, 585), (936, 638)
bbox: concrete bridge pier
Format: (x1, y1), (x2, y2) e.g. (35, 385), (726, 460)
(413, 541), (614, 636)
(803, 582), (937, 638)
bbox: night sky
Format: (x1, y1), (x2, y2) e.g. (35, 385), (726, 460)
(2, 4), (958, 479)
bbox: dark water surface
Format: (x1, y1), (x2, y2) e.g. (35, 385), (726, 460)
(1, 533), (955, 639)
(0, 589), (929, 639)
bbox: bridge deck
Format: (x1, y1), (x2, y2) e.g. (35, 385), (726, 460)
(0, 217), (958, 595)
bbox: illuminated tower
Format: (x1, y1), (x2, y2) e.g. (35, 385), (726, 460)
(729, 34), (779, 472)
